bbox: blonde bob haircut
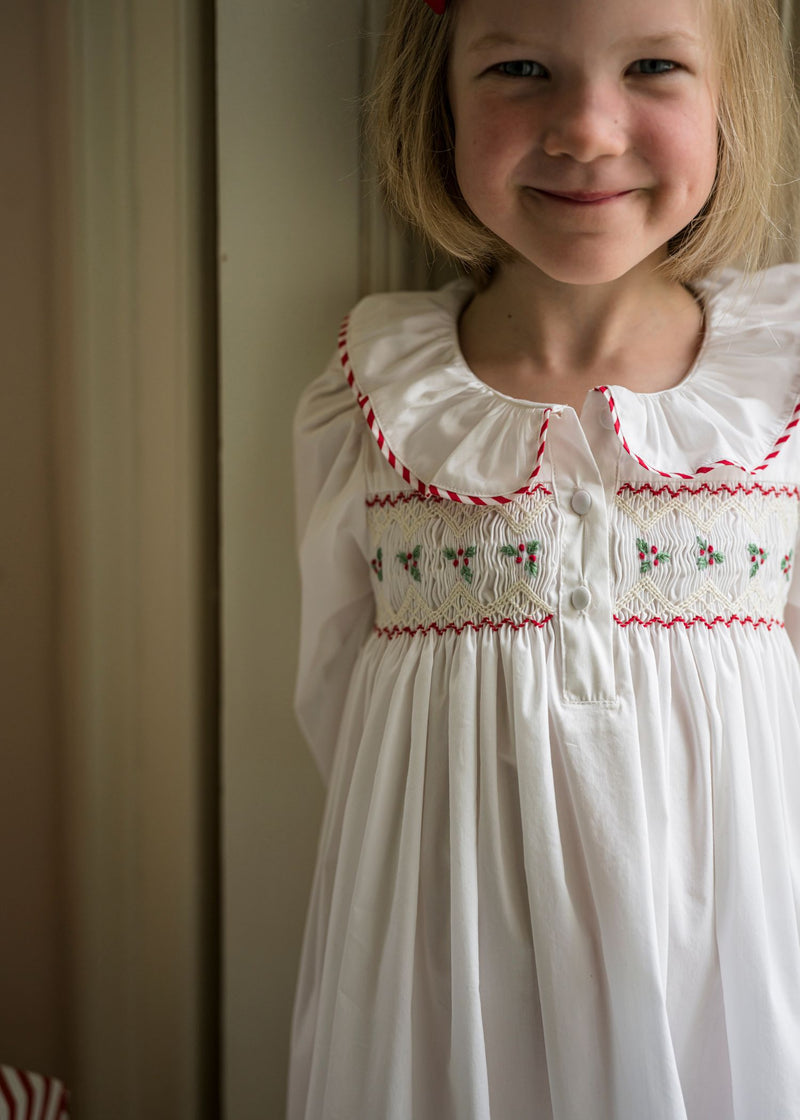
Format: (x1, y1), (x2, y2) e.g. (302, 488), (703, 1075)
(366, 0), (800, 284)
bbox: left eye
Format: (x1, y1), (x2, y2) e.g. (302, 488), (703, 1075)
(629, 58), (678, 75)
(491, 60), (549, 79)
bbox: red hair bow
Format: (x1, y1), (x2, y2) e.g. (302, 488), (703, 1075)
(424, 0), (447, 12)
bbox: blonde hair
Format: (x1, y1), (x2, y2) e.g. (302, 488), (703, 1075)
(366, 0), (800, 283)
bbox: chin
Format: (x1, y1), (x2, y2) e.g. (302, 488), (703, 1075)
(511, 243), (665, 288)
(529, 258), (646, 288)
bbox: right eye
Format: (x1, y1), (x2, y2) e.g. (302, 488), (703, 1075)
(491, 60), (548, 79)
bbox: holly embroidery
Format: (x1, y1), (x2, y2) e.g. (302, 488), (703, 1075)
(696, 536), (724, 570)
(782, 550), (794, 581)
(371, 548), (383, 581)
(500, 540), (540, 577)
(636, 537), (670, 575)
(444, 545), (476, 584)
(396, 545), (421, 582)
(747, 544), (768, 579)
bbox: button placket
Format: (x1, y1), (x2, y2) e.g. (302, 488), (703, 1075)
(570, 585), (592, 611)
(548, 411), (617, 703)
(570, 488), (593, 516)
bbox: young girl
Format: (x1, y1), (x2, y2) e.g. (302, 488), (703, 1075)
(289, 0), (800, 1115)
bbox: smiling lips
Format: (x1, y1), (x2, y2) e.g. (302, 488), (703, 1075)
(535, 188), (634, 204)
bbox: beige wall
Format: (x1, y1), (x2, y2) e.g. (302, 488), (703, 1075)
(1, 1), (215, 1113)
(0, 0), (67, 1079)
(217, 3), (362, 1116)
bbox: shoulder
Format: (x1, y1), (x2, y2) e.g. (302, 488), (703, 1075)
(611, 263), (800, 479)
(696, 262), (800, 338)
(336, 279), (554, 500)
(296, 281), (472, 424)
(343, 280), (475, 390)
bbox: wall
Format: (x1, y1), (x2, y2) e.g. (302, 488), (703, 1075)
(217, 3), (363, 1115)
(0, 0), (217, 1113)
(0, 0), (66, 1080)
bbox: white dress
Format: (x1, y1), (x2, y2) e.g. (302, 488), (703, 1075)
(288, 265), (800, 1120)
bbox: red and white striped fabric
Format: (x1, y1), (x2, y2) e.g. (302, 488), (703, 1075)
(0, 1067), (69, 1120)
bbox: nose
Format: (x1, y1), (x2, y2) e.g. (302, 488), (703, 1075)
(541, 81), (628, 162)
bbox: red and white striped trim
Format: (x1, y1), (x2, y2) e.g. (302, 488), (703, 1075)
(339, 316), (551, 506)
(597, 386), (800, 479)
(0, 1066), (70, 1120)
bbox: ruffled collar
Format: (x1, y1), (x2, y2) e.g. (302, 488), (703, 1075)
(339, 264), (800, 500)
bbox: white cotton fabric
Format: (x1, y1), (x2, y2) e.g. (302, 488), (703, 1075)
(288, 264), (800, 1120)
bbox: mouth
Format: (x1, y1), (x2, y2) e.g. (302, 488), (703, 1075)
(534, 189), (634, 205)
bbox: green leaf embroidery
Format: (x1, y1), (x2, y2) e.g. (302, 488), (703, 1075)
(637, 538), (670, 575)
(696, 536), (724, 570)
(500, 540), (540, 578)
(748, 543), (768, 579)
(443, 545), (477, 583)
(396, 547), (422, 581)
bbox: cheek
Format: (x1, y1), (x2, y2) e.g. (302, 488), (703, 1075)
(453, 100), (532, 196)
(647, 101), (719, 192)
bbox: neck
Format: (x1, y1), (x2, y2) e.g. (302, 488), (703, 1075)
(459, 257), (704, 408)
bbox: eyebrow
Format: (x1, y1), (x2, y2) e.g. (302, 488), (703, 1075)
(466, 31), (532, 55)
(466, 28), (703, 55)
(612, 30), (704, 49)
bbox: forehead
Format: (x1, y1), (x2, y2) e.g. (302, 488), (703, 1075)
(450, 0), (713, 54)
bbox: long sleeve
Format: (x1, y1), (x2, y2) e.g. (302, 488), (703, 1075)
(293, 358), (374, 783)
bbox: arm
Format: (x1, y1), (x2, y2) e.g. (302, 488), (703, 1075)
(293, 358), (374, 783)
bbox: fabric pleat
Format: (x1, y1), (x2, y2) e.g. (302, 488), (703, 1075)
(290, 623), (800, 1119)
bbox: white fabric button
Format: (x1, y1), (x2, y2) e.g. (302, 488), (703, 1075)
(570, 586), (592, 611)
(599, 404), (616, 430)
(571, 489), (593, 516)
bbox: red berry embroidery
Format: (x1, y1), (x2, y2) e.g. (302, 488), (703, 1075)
(637, 538), (670, 575)
(747, 544), (768, 579)
(782, 550), (794, 581)
(396, 544), (422, 582)
(501, 541), (540, 577)
(696, 537), (723, 571)
(370, 547), (384, 582)
(443, 545), (476, 584)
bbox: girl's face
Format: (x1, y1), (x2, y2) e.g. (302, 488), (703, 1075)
(447, 0), (719, 287)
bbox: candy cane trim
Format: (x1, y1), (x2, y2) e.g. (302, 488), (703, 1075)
(339, 316), (551, 506)
(596, 386), (800, 479)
